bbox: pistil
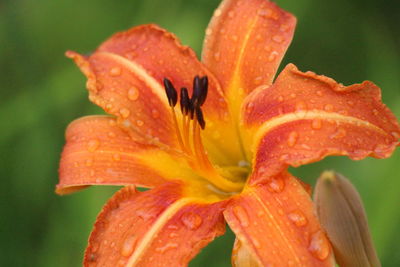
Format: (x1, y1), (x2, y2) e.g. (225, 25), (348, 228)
(163, 76), (244, 193)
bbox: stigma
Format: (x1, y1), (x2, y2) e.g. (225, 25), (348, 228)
(163, 76), (244, 193)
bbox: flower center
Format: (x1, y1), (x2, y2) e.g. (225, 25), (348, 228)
(164, 76), (246, 194)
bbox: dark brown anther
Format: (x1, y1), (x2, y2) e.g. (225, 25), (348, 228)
(163, 78), (178, 107)
(198, 76), (208, 106)
(191, 76), (202, 108)
(195, 107), (206, 129)
(180, 87), (190, 115)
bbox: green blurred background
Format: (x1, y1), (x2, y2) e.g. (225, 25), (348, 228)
(1, 0), (399, 266)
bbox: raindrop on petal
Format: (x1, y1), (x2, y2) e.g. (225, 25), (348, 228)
(120, 108), (130, 118)
(128, 87), (140, 101)
(112, 153), (121, 161)
(324, 104), (334, 112)
(308, 231), (331, 260)
(181, 212), (203, 230)
(155, 243), (178, 253)
(267, 177), (285, 193)
(87, 139), (100, 152)
(311, 119), (322, 129)
(109, 67), (122, 76)
(151, 109), (160, 119)
(287, 211), (308, 227)
(287, 131), (299, 147)
(136, 120), (144, 127)
(121, 235), (137, 257)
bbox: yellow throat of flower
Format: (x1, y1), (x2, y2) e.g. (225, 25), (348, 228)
(163, 76), (247, 195)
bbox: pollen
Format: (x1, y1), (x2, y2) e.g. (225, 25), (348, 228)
(163, 76), (244, 193)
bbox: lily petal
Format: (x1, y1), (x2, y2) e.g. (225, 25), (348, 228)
(202, 0), (296, 118)
(243, 64), (400, 183)
(67, 24), (243, 163)
(96, 24), (229, 122)
(57, 116), (211, 195)
(224, 171), (335, 266)
(85, 182), (226, 267)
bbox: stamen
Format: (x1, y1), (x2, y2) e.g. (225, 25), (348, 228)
(163, 78), (178, 107)
(195, 106), (206, 129)
(163, 78), (184, 151)
(163, 76), (244, 193)
(180, 87), (190, 115)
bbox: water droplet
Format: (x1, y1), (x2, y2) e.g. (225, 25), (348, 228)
(372, 109), (379, 116)
(287, 131), (298, 147)
(85, 158), (93, 166)
(120, 108), (130, 118)
(329, 128), (346, 139)
(87, 139), (100, 152)
(181, 212), (203, 230)
(280, 24), (290, 32)
(169, 232), (179, 238)
(205, 28), (212, 36)
(287, 211), (308, 226)
(108, 131), (116, 138)
(121, 235), (137, 257)
(246, 102), (254, 114)
(267, 177), (285, 193)
(347, 100), (355, 106)
(277, 95), (284, 102)
(231, 35), (238, 42)
(272, 35), (283, 43)
(253, 76), (263, 85)
(109, 67), (122, 76)
(155, 242), (178, 253)
(228, 11), (235, 18)
(316, 90), (323, 96)
(128, 87), (139, 101)
(151, 109), (160, 119)
(233, 205), (249, 227)
(257, 8), (274, 19)
(311, 119), (322, 129)
(392, 131), (400, 139)
(295, 101), (307, 111)
(136, 120), (144, 127)
(324, 104), (334, 112)
(308, 231), (330, 260)
(113, 153), (121, 161)
(268, 51), (278, 62)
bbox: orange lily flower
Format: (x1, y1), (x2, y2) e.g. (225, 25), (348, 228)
(58, 0), (400, 266)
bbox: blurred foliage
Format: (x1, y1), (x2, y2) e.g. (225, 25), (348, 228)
(1, 0), (399, 266)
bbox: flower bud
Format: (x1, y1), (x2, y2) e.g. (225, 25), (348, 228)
(314, 171), (381, 267)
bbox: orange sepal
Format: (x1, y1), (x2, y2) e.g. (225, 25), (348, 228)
(57, 116), (167, 194)
(224, 171), (335, 266)
(85, 182), (227, 267)
(202, 0), (296, 95)
(243, 64), (400, 183)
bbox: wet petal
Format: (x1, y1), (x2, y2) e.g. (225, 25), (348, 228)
(57, 116), (202, 195)
(84, 182), (226, 267)
(243, 64), (400, 183)
(224, 171), (335, 266)
(67, 24), (242, 163)
(96, 24), (229, 122)
(202, 0), (296, 119)
(314, 171), (381, 267)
